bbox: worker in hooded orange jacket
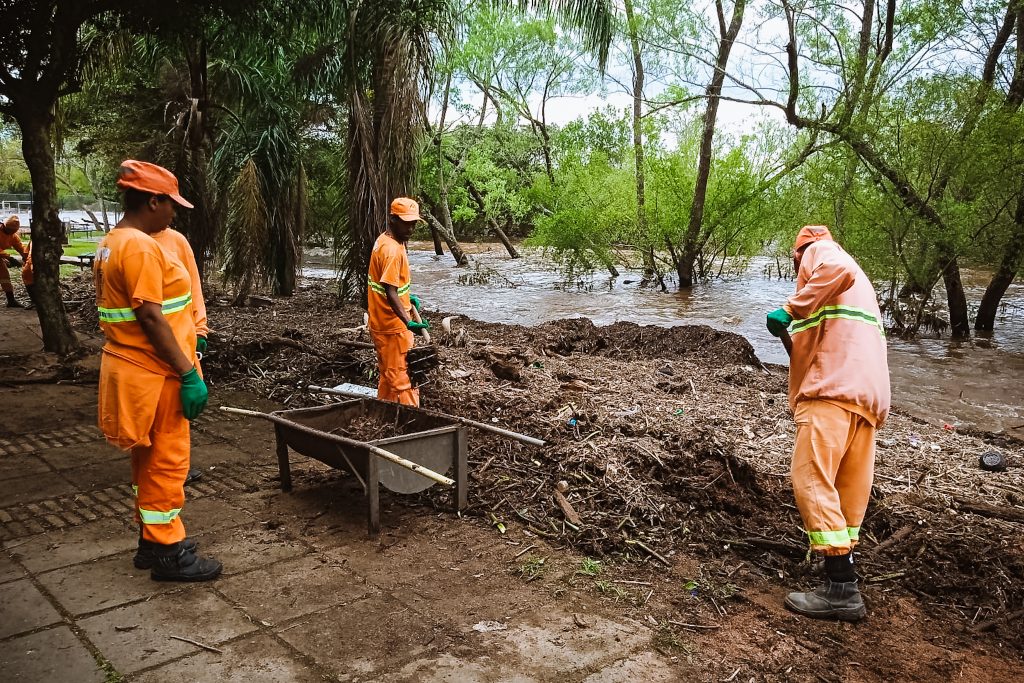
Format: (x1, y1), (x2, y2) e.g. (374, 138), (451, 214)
(766, 225), (890, 621)
(0, 215), (29, 308)
(367, 198), (430, 406)
(153, 225), (209, 487)
(95, 160), (221, 582)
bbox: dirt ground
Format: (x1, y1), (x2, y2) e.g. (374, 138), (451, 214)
(1, 279), (1023, 682)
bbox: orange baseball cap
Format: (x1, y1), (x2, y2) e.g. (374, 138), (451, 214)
(793, 224), (833, 253)
(116, 160), (194, 209)
(4, 215), (20, 229)
(389, 197), (421, 222)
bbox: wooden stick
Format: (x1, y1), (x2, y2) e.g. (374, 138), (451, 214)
(169, 635), (223, 654)
(307, 385), (546, 447)
(410, 305), (431, 344)
(219, 406), (454, 486)
(780, 329), (793, 357)
(626, 539), (671, 566)
(553, 489), (582, 525)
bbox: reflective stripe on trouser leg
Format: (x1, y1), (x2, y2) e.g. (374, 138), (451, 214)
(370, 328), (420, 407)
(133, 377), (190, 545)
(791, 400), (874, 555)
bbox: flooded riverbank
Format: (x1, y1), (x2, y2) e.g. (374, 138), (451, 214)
(304, 243), (1024, 434)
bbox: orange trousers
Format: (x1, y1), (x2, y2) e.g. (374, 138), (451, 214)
(128, 376), (190, 545)
(370, 328), (419, 406)
(791, 399), (875, 555)
(0, 258), (12, 294)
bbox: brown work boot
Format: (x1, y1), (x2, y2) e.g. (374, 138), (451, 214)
(785, 579), (866, 622)
(150, 541), (222, 582)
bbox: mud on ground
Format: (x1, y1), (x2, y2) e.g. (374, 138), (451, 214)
(59, 277), (1024, 680)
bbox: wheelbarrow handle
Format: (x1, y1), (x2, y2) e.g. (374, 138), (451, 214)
(219, 406), (454, 486)
(410, 305), (431, 344)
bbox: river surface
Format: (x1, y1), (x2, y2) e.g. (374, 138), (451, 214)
(304, 243), (1024, 435)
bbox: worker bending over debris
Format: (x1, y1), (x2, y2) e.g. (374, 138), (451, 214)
(367, 197), (429, 406)
(0, 215), (29, 308)
(766, 225), (890, 621)
(94, 160), (220, 581)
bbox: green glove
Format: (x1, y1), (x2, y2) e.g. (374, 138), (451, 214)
(766, 308), (793, 337)
(406, 319), (430, 332)
(409, 294), (422, 311)
(179, 368), (209, 420)
(196, 336), (208, 354)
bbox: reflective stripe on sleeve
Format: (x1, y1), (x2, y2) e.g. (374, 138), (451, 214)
(98, 292), (192, 323)
(368, 277), (410, 297)
(790, 304), (885, 337)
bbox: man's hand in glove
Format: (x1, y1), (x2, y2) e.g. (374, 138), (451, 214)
(196, 336), (208, 354)
(766, 308), (793, 337)
(179, 368), (209, 420)
(406, 319), (430, 333)
(409, 294), (422, 311)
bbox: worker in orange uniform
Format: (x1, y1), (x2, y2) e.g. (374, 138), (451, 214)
(153, 225), (209, 487)
(0, 215), (29, 308)
(95, 160), (221, 581)
(766, 225), (890, 621)
(367, 197), (429, 406)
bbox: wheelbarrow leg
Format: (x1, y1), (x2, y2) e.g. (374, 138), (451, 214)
(454, 427), (468, 512)
(274, 425), (292, 492)
(366, 455), (380, 536)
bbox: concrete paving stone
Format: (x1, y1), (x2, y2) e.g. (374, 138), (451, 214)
(379, 653), (542, 683)
(217, 552), (372, 624)
(0, 625), (104, 682)
(192, 525), (309, 577)
(134, 633), (321, 683)
(35, 441), (123, 471)
(322, 535), (446, 591)
(9, 516), (134, 573)
(191, 441), (261, 469)
(470, 611), (650, 679)
(0, 453), (51, 482)
(197, 418), (276, 454)
(36, 552), (174, 615)
(278, 593), (437, 680)
(0, 550), (24, 583)
(78, 588), (259, 674)
(61, 458), (130, 491)
(0, 471), (77, 507)
(581, 652), (683, 682)
(177, 495), (257, 536)
(0, 578), (63, 639)
(390, 566), (541, 628)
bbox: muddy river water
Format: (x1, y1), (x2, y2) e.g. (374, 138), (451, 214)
(305, 243), (1024, 435)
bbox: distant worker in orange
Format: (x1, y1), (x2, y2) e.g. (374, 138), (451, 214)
(765, 225), (890, 622)
(95, 160), (221, 581)
(153, 224), (209, 487)
(367, 197), (429, 406)
(1, 215), (29, 308)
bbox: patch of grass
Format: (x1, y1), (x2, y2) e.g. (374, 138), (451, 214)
(576, 557), (603, 577)
(94, 654), (124, 683)
(593, 579), (629, 600)
(518, 555), (547, 582)
(652, 623), (692, 656)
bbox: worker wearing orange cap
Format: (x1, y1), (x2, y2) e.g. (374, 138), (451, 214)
(95, 159), (221, 581)
(0, 215), (29, 308)
(152, 225), (209, 488)
(766, 225), (890, 621)
(367, 197), (429, 406)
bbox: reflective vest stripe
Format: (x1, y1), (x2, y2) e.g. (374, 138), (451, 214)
(138, 506), (182, 525)
(790, 304), (884, 337)
(847, 526), (860, 542)
(367, 276), (410, 296)
(98, 293), (192, 323)
(806, 528), (851, 546)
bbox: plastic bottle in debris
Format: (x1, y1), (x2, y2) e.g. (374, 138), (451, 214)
(332, 383), (377, 398)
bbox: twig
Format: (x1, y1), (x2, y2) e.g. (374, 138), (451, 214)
(513, 544), (538, 559)
(626, 539), (671, 566)
(668, 619), (722, 630)
(722, 668), (740, 682)
(169, 635), (223, 654)
(973, 608), (1024, 633)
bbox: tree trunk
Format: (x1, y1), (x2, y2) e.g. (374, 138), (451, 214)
(423, 210), (469, 266)
(467, 182), (519, 258)
(17, 111), (79, 354)
(976, 196), (1024, 331)
(937, 246), (971, 338)
(624, 0), (651, 280)
(677, 0), (746, 288)
(428, 223), (444, 255)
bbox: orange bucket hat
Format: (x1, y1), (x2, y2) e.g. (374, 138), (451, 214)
(116, 160), (194, 208)
(389, 197), (421, 222)
(793, 224), (833, 254)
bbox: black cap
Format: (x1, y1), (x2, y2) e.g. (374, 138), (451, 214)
(979, 450), (1007, 472)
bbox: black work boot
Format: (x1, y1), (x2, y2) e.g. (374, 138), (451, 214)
(785, 579), (866, 621)
(6, 292), (23, 308)
(24, 284), (35, 309)
(150, 541), (223, 582)
(134, 536), (198, 570)
(184, 468), (203, 486)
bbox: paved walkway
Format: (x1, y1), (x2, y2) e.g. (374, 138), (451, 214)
(0, 378), (680, 682)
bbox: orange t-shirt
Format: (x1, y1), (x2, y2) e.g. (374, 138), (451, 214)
(152, 227), (209, 337)
(0, 230), (27, 257)
(367, 232), (411, 333)
(94, 227), (197, 377)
